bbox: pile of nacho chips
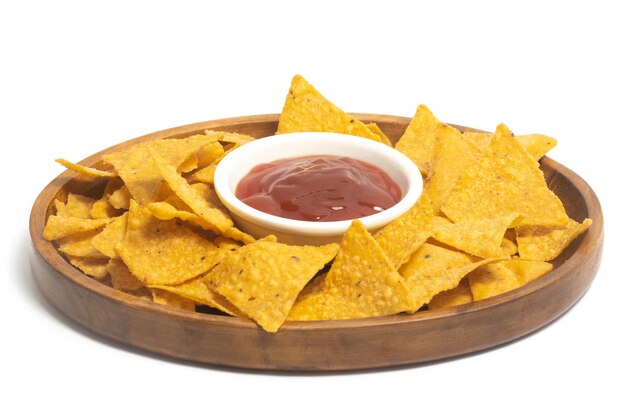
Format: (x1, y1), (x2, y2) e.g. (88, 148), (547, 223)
(43, 75), (592, 332)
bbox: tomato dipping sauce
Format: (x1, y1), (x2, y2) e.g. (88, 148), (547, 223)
(235, 155), (402, 222)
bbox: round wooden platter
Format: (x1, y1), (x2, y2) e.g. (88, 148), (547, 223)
(29, 114), (604, 371)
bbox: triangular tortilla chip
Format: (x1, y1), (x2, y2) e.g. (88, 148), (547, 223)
(149, 149), (234, 234)
(91, 213), (128, 258)
(55, 158), (117, 178)
(516, 217), (592, 261)
(204, 237), (339, 332)
(394, 105), (441, 174)
(276, 75), (384, 143)
(43, 216), (111, 240)
(425, 123), (482, 211)
(54, 194), (96, 219)
(515, 134), (557, 160)
(441, 124), (569, 227)
(102, 136), (214, 204)
(374, 194), (434, 269)
(57, 229), (107, 259)
(288, 221), (411, 321)
(468, 259), (553, 300)
(428, 278), (473, 310)
(365, 122), (392, 146)
(150, 277), (246, 318)
(430, 213), (521, 258)
(400, 243), (505, 312)
(117, 201), (225, 286)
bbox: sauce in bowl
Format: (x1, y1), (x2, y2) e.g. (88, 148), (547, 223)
(235, 155), (402, 222)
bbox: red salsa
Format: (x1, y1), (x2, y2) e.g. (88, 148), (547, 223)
(235, 155), (402, 222)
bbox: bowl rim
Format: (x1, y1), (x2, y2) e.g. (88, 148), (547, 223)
(29, 113), (605, 333)
(213, 131), (423, 236)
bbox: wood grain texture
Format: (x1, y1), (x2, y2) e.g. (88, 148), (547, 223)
(29, 114), (604, 371)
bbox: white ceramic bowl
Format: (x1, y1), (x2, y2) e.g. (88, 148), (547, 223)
(214, 132), (423, 245)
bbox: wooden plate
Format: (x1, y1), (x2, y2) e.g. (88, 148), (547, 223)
(29, 114), (604, 371)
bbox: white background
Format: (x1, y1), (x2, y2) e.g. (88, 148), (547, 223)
(1, 1), (623, 416)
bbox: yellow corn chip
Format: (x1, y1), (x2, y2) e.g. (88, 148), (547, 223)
(108, 185), (131, 210)
(441, 124), (569, 227)
(57, 229), (107, 259)
(425, 123), (482, 211)
(515, 134), (557, 160)
(204, 237), (339, 332)
(150, 288), (196, 311)
(150, 277), (245, 317)
(196, 141), (224, 168)
(214, 236), (242, 251)
(91, 213), (128, 258)
(55, 158), (118, 178)
(102, 136), (214, 204)
(89, 196), (119, 219)
(469, 259), (553, 300)
(365, 122), (392, 146)
(501, 236), (518, 256)
(430, 213), (521, 258)
(289, 221), (411, 321)
(462, 131), (492, 151)
(149, 149), (233, 234)
(374, 194), (434, 269)
(400, 243), (504, 312)
(205, 130), (255, 145)
(394, 105), (441, 174)
(428, 278), (473, 310)
(516, 218), (592, 261)
(43, 216), (111, 240)
(106, 258), (144, 291)
(65, 255), (109, 280)
(276, 75), (383, 143)
(117, 201), (224, 286)
(54, 193), (96, 219)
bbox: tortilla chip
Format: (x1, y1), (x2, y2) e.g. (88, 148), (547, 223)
(205, 130), (255, 145)
(463, 132), (557, 160)
(150, 288), (196, 311)
(365, 122), (392, 146)
(102, 136), (214, 204)
(374, 194), (434, 269)
(400, 243), (504, 312)
(501, 236), (518, 256)
(516, 218), (592, 261)
(117, 201), (225, 286)
(106, 258), (144, 291)
(394, 105), (441, 174)
(196, 139), (224, 168)
(54, 194), (96, 219)
(204, 237), (339, 332)
(108, 186), (131, 210)
(149, 149), (233, 234)
(43, 215), (111, 240)
(65, 255), (109, 280)
(55, 158), (117, 178)
(462, 131), (492, 151)
(91, 213), (128, 258)
(150, 277), (245, 317)
(515, 134), (557, 160)
(425, 123), (482, 211)
(430, 213), (521, 258)
(289, 221), (411, 321)
(276, 75), (383, 143)
(441, 124), (569, 227)
(214, 236), (242, 251)
(57, 229), (107, 259)
(89, 196), (119, 219)
(428, 278), (473, 310)
(468, 260), (553, 300)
